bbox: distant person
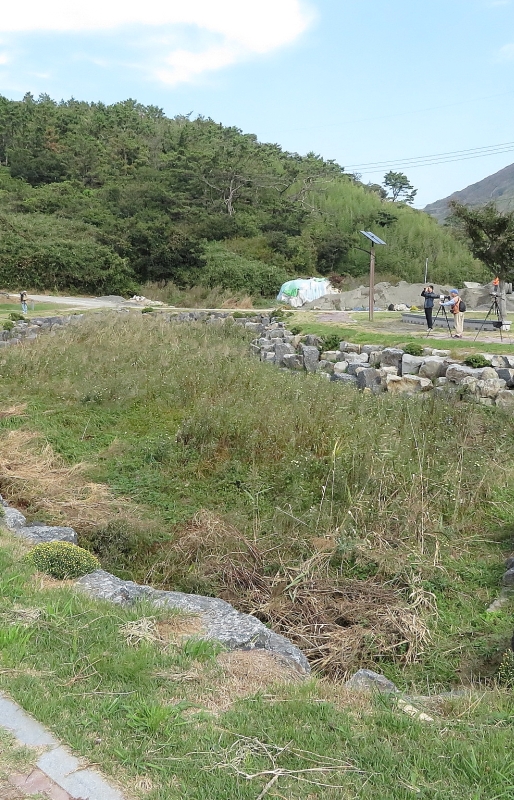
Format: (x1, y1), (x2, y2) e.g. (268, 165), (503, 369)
(441, 289), (465, 338)
(420, 285), (437, 330)
(20, 291), (27, 314)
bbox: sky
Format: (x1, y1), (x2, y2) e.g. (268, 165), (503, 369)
(1, 0), (514, 208)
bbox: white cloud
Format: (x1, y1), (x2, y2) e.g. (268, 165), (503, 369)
(497, 42), (514, 59)
(0, 1), (314, 84)
(0, 53), (8, 64)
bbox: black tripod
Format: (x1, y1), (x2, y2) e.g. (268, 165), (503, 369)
(474, 293), (506, 342)
(428, 301), (453, 337)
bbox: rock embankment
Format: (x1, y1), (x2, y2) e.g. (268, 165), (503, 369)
(248, 319), (514, 407)
(0, 495), (310, 675)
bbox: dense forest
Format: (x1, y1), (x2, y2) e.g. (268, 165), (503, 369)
(0, 94), (486, 296)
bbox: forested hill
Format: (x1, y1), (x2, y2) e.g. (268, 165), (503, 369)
(0, 94), (485, 295)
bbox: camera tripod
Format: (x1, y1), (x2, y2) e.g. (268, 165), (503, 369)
(473, 293), (507, 342)
(428, 301), (453, 337)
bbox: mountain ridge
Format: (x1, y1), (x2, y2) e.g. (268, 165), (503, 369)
(424, 161), (514, 222)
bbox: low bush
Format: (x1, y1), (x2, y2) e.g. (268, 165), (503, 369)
(9, 312), (25, 322)
(26, 541), (100, 579)
(403, 342), (423, 357)
(141, 307), (155, 314)
(321, 334), (342, 351)
(464, 354), (492, 369)
(2, 320), (14, 331)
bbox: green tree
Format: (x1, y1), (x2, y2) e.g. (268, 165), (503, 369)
(383, 171), (417, 204)
(449, 200), (514, 316)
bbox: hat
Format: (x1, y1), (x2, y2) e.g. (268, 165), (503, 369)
(450, 289), (458, 295)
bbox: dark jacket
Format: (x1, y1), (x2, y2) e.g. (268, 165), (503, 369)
(421, 289), (437, 309)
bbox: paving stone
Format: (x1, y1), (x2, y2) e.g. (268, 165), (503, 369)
(10, 768), (72, 799)
(0, 695), (58, 747)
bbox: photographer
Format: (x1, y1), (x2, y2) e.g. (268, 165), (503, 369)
(441, 289), (465, 338)
(421, 285), (437, 331)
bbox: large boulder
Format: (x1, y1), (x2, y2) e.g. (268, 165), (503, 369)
(495, 368), (514, 387)
(77, 570), (310, 674)
(282, 354), (304, 370)
(339, 341), (361, 354)
(299, 344), (320, 373)
(496, 389), (514, 410)
(356, 367), (383, 392)
(381, 348), (404, 370)
(274, 342), (296, 366)
(401, 354), (424, 375)
(419, 357), (446, 380)
(344, 352), (369, 364)
(333, 361), (349, 375)
(445, 364), (481, 384)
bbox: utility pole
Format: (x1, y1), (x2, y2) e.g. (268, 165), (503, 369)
(424, 258), (428, 284)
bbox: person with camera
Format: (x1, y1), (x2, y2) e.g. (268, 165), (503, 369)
(421, 285), (437, 331)
(441, 289), (465, 338)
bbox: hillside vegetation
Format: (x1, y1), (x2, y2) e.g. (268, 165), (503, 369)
(1, 314), (514, 798)
(0, 94), (486, 296)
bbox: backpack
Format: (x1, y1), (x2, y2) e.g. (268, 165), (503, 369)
(459, 299), (466, 312)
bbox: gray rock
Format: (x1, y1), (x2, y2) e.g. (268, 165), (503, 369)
(18, 525), (78, 544)
(361, 344), (384, 354)
(476, 378), (506, 399)
(333, 360), (349, 375)
(368, 351), (383, 366)
(300, 345), (321, 373)
(480, 367), (500, 381)
(445, 364), (480, 384)
(419, 357), (446, 380)
(76, 570), (310, 674)
(317, 359), (334, 374)
(505, 556), (514, 570)
(339, 341), (360, 353)
(345, 352), (369, 364)
(430, 349), (451, 357)
(282, 354), (305, 371)
(274, 342), (296, 366)
(356, 367), (383, 391)
(495, 368), (514, 387)
(401, 354), (424, 375)
(331, 373), (358, 386)
(347, 362), (370, 375)
(501, 568), (514, 587)
(320, 350), (339, 363)
(380, 348), (404, 369)
(2, 507), (27, 530)
(345, 669), (398, 693)
(496, 389), (514, 410)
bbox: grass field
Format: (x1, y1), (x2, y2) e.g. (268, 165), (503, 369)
(0, 311), (514, 798)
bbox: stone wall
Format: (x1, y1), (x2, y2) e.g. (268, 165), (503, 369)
(248, 319), (514, 407)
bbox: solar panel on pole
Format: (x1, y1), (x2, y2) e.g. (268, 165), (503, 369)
(359, 231), (386, 322)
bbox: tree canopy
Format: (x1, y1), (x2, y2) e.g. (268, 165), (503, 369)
(0, 94), (484, 295)
(448, 201), (514, 281)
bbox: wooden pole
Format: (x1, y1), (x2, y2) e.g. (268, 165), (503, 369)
(369, 244), (375, 322)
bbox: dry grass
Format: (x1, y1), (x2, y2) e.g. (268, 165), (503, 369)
(0, 429), (135, 531)
(192, 650), (303, 714)
(119, 614), (203, 647)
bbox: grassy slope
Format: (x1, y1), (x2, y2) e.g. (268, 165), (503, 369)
(1, 312), (514, 797)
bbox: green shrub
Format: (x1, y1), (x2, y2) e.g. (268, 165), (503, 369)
(321, 334), (342, 351)
(289, 325), (303, 335)
(199, 243), (291, 297)
(403, 342), (423, 357)
(464, 354), (492, 369)
(2, 320), (14, 331)
(26, 541), (100, 579)
(496, 650), (514, 687)
(9, 312), (25, 322)
(141, 307), (155, 314)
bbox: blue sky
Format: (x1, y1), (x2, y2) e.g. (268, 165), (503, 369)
(1, 0), (514, 207)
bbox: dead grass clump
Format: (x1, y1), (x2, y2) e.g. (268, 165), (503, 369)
(147, 510), (266, 591)
(0, 430), (135, 531)
(120, 614), (204, 648)
(231, 573), (430, 680)
(193, 650), (302, 714)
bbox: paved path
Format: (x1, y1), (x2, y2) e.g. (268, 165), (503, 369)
(0, 694), (126, 800)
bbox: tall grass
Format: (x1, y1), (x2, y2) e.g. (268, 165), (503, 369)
(0, 312), (513, 681)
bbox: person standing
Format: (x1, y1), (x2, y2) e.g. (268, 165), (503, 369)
(20, 291), (28, 314)
(441, 289), (465, 338)
(421, 285), (437, 331)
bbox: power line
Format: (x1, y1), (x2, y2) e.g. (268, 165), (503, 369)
(345, 141), (514, 170)
(345, 142), (514, 175)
